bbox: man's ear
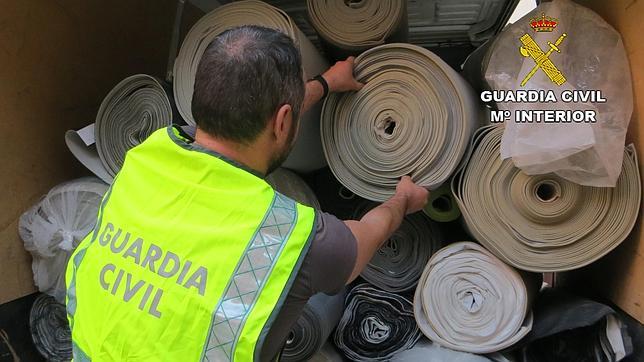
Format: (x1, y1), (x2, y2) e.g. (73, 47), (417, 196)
(273, 104), (293, 146)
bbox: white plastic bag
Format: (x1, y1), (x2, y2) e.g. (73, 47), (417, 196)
(19, 177), (108, 303)
(485, 0), (633, 186)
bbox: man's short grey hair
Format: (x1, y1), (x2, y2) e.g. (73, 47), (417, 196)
(191, 25), (305, 144)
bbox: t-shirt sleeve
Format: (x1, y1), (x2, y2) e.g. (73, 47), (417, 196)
(305, 211), (357, 295)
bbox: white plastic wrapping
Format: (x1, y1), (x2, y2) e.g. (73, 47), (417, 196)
(19, 177), (108, 303)
(485, 0), (633, 186)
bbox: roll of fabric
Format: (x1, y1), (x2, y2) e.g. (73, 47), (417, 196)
(334, 283), (421, 361)
(19, 177), (108, 303)
(95, 74), (174, 177)
(422, 182), (461, 222)
(414, 242), (540, 354)
(308, 342), (345, 362)
(307, 0), (407, 56)
(451, 125), (642, 272)
(391, 339), (493, 362)
(29, 294), (72, 362)
(353, 202), (443, 293)
(282, 290), (346, 361)
(173, 0), (329, 172)
(321, 43), (478, 201)
(265, 168), (320, 208)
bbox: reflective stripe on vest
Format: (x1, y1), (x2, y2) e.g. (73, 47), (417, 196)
(65, 125), (316, 361)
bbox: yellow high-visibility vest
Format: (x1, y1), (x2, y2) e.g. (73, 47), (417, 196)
(66, 125), (316, 361)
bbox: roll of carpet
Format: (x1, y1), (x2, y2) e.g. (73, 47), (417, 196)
(451, 125), (642, 272)
(320, 43), (478, 201)
(29, 294), (72, 362)
(307, 0), (407, 57)
(19, 177), (109, 303)
(282, 290), (346, 361)
(173, 0), (329, 172)
(353, 202), (443, 293)
(414, 242), (541, 354)
(265, 168), (320, 208)
(95, 74), (174, 177)
(334, 283), (421, 361)
(422, 182), (461, 222)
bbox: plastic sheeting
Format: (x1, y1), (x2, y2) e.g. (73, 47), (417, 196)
(65, 75), (175, 183)
(414, 242), (541, 354)
(19, 177), (108, 303)
(172, 0), (329, 172)
(265, 168), (320, 208)
(334, 283), (421, 361)
(29, 294), (72, 362)
(353, 202), (443, 293)
(452, 125), (641, 272)
(282, 290), (346, 361)
(485, 0), (633, 187)
(321, 43), (478, 201)
(307, 0), (407, 54)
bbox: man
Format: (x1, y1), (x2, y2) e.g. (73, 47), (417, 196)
(66, 25), (428, 361)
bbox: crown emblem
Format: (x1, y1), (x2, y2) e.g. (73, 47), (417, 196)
(530, 13), (558, 32)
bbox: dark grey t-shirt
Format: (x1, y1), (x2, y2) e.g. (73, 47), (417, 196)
(259, 211), (357, 361)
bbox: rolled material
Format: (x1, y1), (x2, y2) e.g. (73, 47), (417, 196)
(265, 168), (320, 208)
(414, 242), (539, 354)
(282, 290), (346, 361)
(391, 339), (492, 362)
(173, 0), (329, 171)
(19, 177), (108, 303)
(321, 43), (478, 201)
(95, 74), (174, 177)
(422, 182), (461, 222)
(29, 294), (72, 362)
(452, 125), (642, 272)
(307, 0), (407, 52)
(334, 283), (421, 361)
(353, 202), (443, 293)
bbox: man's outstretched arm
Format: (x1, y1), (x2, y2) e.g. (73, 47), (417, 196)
(344, 176), (429, 283)
(302, 56), (364, 114)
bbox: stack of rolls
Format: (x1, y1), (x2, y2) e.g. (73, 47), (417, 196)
(451, 125), (642, 272)
(334, 283), (421, 361)
(353, 201), (443, 293)
(307, 0), (407, 57)
(173, 0), (329, 172)
(321, 43), (478, 201)
(414, 242), (541, 353)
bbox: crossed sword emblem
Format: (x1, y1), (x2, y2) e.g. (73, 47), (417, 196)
(519, 33), (567, 87)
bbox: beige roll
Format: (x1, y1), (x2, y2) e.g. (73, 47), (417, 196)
(414, 242), (540, 354)
(321, 43), (478, 201)
(173, 0), (329, 172)
(452, 125), (642, 272)
(306, 0), (407, 52)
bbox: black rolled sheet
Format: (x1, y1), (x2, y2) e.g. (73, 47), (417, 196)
(282, 290), (346, 361)
(334, 283), (421, 361)
(29, 294), (72, 362)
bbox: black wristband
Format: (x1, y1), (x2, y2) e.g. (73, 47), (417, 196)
(310, 74), (329, 98)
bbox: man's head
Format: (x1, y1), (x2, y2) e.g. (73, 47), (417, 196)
(192, 25), (305, 173)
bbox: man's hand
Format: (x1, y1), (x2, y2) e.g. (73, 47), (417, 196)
(395, 176), (429, 214)
(322, 56), (365, 93)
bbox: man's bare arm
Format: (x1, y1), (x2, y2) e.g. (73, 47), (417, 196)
(301, 56), (364, 114)
(344, 176), (429, 283)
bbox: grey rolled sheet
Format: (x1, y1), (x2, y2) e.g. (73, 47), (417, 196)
(353, 202), (443, 293)
(29, 294), (72, 362)
(334, 283), (421, 361)
(414, 242), (541, 354)
(282, 290), (346, 361)
(391, 339), (493, 362)
(451, 125), (642, 272)
(321, 43), (478, 201)
(265, 168), (320, 209)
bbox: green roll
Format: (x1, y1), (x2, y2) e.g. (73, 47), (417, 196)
(422, 183), (461, 222)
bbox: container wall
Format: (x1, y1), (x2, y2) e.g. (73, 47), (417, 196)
(0, 0), (177, 304)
